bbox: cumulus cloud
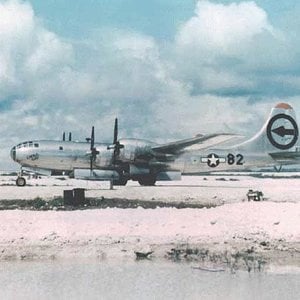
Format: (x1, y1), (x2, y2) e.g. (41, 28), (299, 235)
(0, 0), (73, 101)
(176, 1), (276, 52)
(172, 1), (300, 97)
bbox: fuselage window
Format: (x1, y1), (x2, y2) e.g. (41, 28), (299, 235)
(34, 143), (39, 148)
(59, 146), (63, 151)
(29, 142), (33, 147)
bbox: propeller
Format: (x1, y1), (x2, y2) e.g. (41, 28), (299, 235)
(108, 118), (124, 165)
(89, 126), (99, 173)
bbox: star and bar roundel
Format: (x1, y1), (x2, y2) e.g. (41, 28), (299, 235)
(200, 153), (244, 168)
(201, 153), (224, 168)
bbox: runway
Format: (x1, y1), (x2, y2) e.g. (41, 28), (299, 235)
(0, 174), (300, 204)
(0, 174), (299, 271)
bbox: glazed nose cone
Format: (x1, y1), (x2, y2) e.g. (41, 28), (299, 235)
(10, 146), (16, 161)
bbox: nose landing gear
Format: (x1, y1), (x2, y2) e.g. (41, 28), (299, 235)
(16, 176), (26, 187)
(16, 168), (26, 186)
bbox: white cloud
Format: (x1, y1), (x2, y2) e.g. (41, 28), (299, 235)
(0, 0), (74, 101)
(171, 1), (300, 97)
(0, 0), (34, 40)
(25, 30), (73, 75)
(0, 0), (34, 94)
(176, 1), (275, 54)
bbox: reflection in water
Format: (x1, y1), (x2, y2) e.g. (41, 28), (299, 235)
(0, 260), (299, 300)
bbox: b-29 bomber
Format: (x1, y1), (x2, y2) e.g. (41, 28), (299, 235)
(10, 103), (300, 186)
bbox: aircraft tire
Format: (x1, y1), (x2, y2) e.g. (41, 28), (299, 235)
(138, 176), (156, 186)
(16, 177), (26, 187)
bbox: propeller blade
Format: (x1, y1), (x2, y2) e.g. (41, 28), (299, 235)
(91, 126), (95, 150)
(90, 126), (96, 173)
(113, 118), (118, 144)
(112, 118), (123, 165)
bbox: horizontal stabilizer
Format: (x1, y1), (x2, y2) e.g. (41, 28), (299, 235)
(269, 151), (300, 163)
(151, 133), (242, 154)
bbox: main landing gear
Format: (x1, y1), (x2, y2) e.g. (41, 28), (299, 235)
(113, 176), (128, 186)
(111, 171), (128, 186)
(137, 175), (156, 186)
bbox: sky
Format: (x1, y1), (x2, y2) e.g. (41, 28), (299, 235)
(1, 0), (300, 169)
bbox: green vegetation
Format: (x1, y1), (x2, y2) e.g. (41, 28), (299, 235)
(166, 246), (267, 272)
(0, 196), (218, 211)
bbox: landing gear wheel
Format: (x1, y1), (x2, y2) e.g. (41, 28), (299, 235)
(113, 177), (128, 186)
(16, 177), (26, 187)
(138, 176), (156, 186)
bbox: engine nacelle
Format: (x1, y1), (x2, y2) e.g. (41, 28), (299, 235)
(129, 165), (181, 181)
(129, 165), (150, 175)
(74, 169), (119, 180)
(118, 139), (154, 162)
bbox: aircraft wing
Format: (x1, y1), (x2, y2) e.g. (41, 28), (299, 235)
(151, 133), (241, 155)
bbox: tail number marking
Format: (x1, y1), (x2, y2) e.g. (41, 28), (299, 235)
(227, 153), (244, 166)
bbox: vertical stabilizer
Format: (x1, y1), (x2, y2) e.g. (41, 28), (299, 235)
(236, 103), (298, 152)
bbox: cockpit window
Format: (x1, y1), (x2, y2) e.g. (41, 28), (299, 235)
(16, 142), (39, 148)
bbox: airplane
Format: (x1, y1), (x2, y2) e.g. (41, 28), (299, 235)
(10, 102), (300, 187)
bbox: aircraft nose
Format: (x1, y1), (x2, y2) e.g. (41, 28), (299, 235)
(10, 146), (16, 161)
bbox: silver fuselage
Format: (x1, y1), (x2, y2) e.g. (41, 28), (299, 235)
(10, 138), (279, 174)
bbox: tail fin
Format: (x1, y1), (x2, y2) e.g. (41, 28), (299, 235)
(237, 103), (299, 152)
